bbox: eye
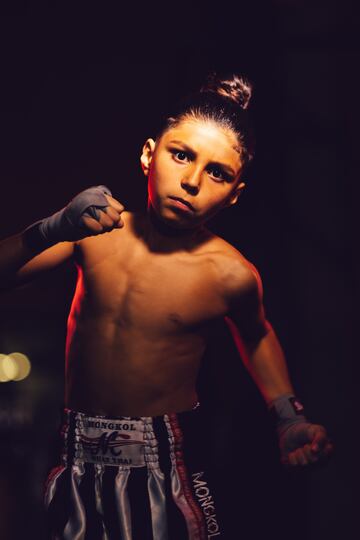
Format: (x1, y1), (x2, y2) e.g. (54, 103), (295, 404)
(171, 149), (191, 162)
(208, 166), (228, 182)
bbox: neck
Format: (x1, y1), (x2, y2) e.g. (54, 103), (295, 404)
(141, 203), (205, 253)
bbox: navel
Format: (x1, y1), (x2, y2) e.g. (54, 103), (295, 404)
(168, 312), (183, 325)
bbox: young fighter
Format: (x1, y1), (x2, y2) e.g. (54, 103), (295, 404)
(0, 73), (333, 539)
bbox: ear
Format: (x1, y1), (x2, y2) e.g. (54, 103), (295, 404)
(225, 182), (246, 207)
(140, 138), (156, 176)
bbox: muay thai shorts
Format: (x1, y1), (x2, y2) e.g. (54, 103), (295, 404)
(45, 404), (223, 539)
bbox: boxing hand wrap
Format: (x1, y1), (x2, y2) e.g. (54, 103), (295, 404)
(268, 393), (313, 462)
(23, 185), (112, 250)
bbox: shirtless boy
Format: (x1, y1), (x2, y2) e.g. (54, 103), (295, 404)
(0, 73), (333, 539)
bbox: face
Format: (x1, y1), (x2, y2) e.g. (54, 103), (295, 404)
(140, 118), (246, 230)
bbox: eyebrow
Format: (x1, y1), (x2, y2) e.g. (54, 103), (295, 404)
(168, 140), (238, 177)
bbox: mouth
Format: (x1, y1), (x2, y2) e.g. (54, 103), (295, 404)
(168, 196), (195, 212)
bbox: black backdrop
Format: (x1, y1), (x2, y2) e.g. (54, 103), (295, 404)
(0, 2), (358, 539)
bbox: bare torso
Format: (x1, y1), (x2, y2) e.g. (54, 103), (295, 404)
(65, 210), (246, 416)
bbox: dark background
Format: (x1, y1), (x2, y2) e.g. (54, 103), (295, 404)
(0, 1), (358, 539)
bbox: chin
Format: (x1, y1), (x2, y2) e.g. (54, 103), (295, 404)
(150, 204), (199, 232)
(160, 213), (195, 230)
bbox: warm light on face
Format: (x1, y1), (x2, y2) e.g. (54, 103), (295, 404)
(160, 119), (242, 180)
(145, 119), (245, 229)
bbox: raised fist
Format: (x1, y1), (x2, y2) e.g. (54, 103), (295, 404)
(23, 185), (125, 249)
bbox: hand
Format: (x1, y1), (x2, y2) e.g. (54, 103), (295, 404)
(279, 422), (334, 467)
(23, 185), (125, 249)
(79, 189), (125, 236)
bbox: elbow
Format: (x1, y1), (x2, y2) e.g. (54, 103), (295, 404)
(225, 316), (272, 356)
(239, 322), (273, 358)
(243, 320), (273, 346)
(264, 319), (273, 335)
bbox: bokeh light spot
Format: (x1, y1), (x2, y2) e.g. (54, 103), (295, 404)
(0, 352), (31, 382)
(0, 354), (10, 382)
(10, 352), (31, 381)
(3, 355), (19, 380)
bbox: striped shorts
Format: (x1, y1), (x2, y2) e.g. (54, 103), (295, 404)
(45, 404), (223, 539)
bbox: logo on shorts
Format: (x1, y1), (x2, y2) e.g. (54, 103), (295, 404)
(82, 431), (131, 456)
(75, 418), (146, 467)
(85, 420), (137, 431)
(192, 471), (221, 538)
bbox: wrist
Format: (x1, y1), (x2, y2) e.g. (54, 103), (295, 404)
(22, 220), (56, 251)
(268, 393), (307, 435)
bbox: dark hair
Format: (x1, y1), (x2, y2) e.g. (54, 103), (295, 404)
(155, 72), (255, 175)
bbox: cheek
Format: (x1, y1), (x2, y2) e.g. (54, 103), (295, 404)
(149, 157), (172, 187)
(202, 190), (232, 215)
(147, 164), (166, 202)
(147, 173), (158, 203)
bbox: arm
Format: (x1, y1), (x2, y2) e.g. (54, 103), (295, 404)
(0, 185), (124, 291)
(225, 317), (296, 404)
(0, 233), (75, 290)
(223, 265), (294, 405)
(223, 261), (333, 466)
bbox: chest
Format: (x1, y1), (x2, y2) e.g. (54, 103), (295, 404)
(77, 243), (228, 332)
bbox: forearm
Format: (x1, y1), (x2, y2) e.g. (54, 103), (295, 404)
(0, 232), (40, 283)
(226, 318), (295, 405)
(244, 325), (295, 404)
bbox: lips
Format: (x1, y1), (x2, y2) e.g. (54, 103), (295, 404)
(168, 196), (195, 212)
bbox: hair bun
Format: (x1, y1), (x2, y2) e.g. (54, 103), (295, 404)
(200, 72), (253, 110)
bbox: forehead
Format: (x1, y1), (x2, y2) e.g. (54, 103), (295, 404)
(159, 119), (242, 167)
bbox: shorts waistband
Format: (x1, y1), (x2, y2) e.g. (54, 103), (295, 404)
(60, 403), (201, 469)
(63, 400), (201, 421)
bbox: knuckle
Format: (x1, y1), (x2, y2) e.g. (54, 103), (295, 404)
(110, 209), (121, 220)
(100, 216), (112, 227)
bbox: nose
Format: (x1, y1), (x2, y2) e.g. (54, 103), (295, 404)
(181, 167), (202, 195)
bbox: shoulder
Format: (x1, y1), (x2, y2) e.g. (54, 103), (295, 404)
(203, 234), (263, 304)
